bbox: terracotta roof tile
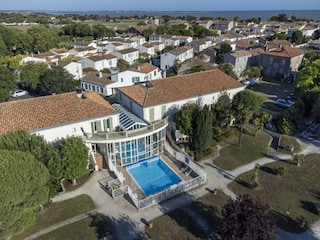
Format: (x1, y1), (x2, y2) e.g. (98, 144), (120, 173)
(82, 72), (114, 86)
(0, 92), (117, 135)
(118, 69), (243, 107)
(130, 62), (157, 74)
(117, 48), (139, 55)
(263, 46), (303, 58)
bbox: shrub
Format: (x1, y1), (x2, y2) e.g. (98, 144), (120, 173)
(274, 166), (287, 176)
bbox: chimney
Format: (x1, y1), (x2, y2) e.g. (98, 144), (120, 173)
(137, 65), (141, 71)
(97, 71), (103, 78)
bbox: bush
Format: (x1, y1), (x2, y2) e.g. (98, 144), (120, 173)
(274, 166), (287, 176)
(195, 148), (213, 161)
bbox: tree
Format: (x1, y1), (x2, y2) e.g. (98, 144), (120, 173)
(216, 42), (232, 63)
(241, 66), (263, 79)
(174, 103), (200, 137)
(0, 129), (62, 195)
(0, 65), (18, 102)
(20, 62), (47, 89)
(217, 194), (277, 240)
(58, 136), (89, 184)
(117, 59), (130, 71)
(0, 150), (50, 239)
(39, 66), (79, 94)
(253, 117), (264, 137)
(27, 25), (59, 53)
(311, 97), (320, 122)
(141, 27), (155, 41)
(276, 116), (296, 135)
(192, 105), (213, 153)
(212, 94), (232, 141)
(294, 154), (305, 167)
(218, 63), (238, 80)
(292, 30), (303, 45)
(231, 90), (263, 146)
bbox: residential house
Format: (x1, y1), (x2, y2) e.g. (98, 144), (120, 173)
(0, 91), (119, 143)
(191, 38), (212, 53)
(105, 42), (125, 53)
(150, 41), (165, 53)
(196, 20), (213, 29)
(69, 47), (97, 57)
(116, 69), (245, 123)
(149, 35), (180, 47)
(20, 52), (61, 65)
(81, 53), (118, 71)
(56, 60), (83, 80)
(70, 41), (97, 49)
(213, 20), (234, 32)
(160, 46), (194, 70)
(130, 35), (146, 46)
(175, 36), (193, 46)
(307, 39), (320, 49)
(112, 48), (139, 65)
(260, 45), (304, 79)
(224, 50), (257, 77)
(177, 57), (216, 75)
(81, 70), (114, 96)
(137, 43), (155, 56)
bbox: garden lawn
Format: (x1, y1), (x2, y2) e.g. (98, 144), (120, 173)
(213, 131), (272, 170)
(13, 194), (96, 240)
(278, 134), (302, 154)
(145, 191), (230, 239)
(228, 154), (320, 233)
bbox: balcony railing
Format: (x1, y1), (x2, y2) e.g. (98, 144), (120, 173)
(84, 117), (168, 142)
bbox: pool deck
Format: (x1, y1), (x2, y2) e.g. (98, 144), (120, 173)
(116, 153), (195, 200)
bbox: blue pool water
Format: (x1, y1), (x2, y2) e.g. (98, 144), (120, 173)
(127, 156), (181, 196)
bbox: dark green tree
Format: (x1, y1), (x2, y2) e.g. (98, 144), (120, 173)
(192, 105), (213, 153)
(217, 194), (277, 240)
(276, 116), (296, 135)
(218, 63), (238, 80)
(117, 59), (130, 71)
(216, 42), (232, 63)
(58, 136), (89, 184)
(174, 103), (200, 137)
(20, 62), (47, 89)
(0, 150), (50, 239)
(231, 90), (263, 146)
(27, 25), (59, 53)
(39, 66), (79, 94)
(141, 27), (155, 41)
(311, 97), (320, 122)
(241, 66), (263, 79)
(292, 30), (303, 45)
(295, 59), (320, 91)
(0, 65), (18, 102)
(212, 94), (232, 141)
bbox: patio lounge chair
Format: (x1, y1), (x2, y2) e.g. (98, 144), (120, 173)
(181, 165), (188, 172)
(185, 168), (192, 176)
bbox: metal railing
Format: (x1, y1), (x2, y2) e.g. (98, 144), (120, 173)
(84, 117), (168, 141)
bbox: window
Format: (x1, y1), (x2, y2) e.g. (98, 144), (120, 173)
(91, 121), (102, 133)
(132, 77), (140, 83)
(100, 87), (103, 93)
(121, 78), (123, 83)
(130, 101), (133, 108)
(92, 86), (96, 91)
(154, 70), (156, 76)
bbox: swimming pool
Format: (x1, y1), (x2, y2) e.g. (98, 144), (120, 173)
(127, 156), (181, 196)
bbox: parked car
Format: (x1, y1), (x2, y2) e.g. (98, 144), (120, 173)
(275, 98), (294, 108)
(11, 89), (28, 98)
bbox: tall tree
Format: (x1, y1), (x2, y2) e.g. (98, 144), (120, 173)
(174, 103), (200, 137)
(27, 25), (59, 53)
(218, 63), (238, 80)
(192, 105), (213, 153)
(216, 42), (232, 63)
(39, 66), (79, 94)
(0, 65), (18, 102)
(292, 30), (303, 45)
(241, 66), (263, 79)
(217, 194), (277, 240)
(58, 136), (89, 184)
(20, 62), (47, 89)
(231, 90), (263, 146)
(0, 150), (50, 239)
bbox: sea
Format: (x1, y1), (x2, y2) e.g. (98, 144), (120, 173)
(41, 10), (320, 21)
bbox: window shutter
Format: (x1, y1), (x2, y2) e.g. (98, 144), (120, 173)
(103, 119), (108, 131)
(109, 118), (113, 132)
(97, 121), (102, 131)
(91, 122), (94, 133)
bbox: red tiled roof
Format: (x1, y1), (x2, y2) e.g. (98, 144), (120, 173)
(118, 69), (243, 107)
(0, 92), (117, 135)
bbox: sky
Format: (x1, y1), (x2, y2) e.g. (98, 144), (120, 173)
(1, 0), (320, 11)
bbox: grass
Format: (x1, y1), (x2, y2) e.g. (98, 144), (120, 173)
(36, 214), (110, 240)
(213, 129), (272, 170)
(278, 134), (302, 154)
(228, 154), (320, 233)
(145, 191), (230, 239)
(13, 194), (96, 240)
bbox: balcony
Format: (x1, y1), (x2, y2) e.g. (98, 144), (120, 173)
(84, 117), (168, 143)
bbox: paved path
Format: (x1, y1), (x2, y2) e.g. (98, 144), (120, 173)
(42, 135), (320, 239)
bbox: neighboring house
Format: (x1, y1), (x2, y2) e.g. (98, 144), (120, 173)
(223, 50), (255, 77)
(137, 43), (155, 56)
(69, 47), (97, 57)
(130, 35), (146, 46)
(307, 39), (320, 49)
(49, 48), (70, 58)
(214, 20), (234, 32)
(175, 35), (193, 46)
(191, 38), (212, 53)
(81, 54), (118, 71)
(150, 41), (165, 53)
(196, 20), (213, 29)
(81, 71), (115, 96)
(116, 69), (245, 123)
(160, 46), (194, 70)
(149, 35), (180, 47)
(20, 52), (60, 65)
(71, 41), (97, 49)
(105, 42), (125, 53)
(122, 39), (138, 49)
(112, 48), (139, 65)
(260, 45), (304, 79)
(0, 91), (119, 143)
(177, 57), (216, 75)
(56, 60), (83, 80)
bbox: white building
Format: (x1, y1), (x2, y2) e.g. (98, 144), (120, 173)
(160, 46), (194, 70)
(137, 43), (155, 56)
(130, 35), (146, 46)
(57, 60), (83, 80)
(112, 48), (139, 66)
(81, 54), (118, 71)
(116, 69), (245, 122)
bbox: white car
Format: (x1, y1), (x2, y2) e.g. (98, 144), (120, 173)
(11, 89), (28, 98)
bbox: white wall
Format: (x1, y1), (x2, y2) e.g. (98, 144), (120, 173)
(35, 114), (119, 143)
(65, 62), (83, 79)
(160, 53), (176, 70)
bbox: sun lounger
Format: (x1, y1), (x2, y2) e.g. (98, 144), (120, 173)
(185, 168), (192, 176)
(181, 165), (188, 172)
